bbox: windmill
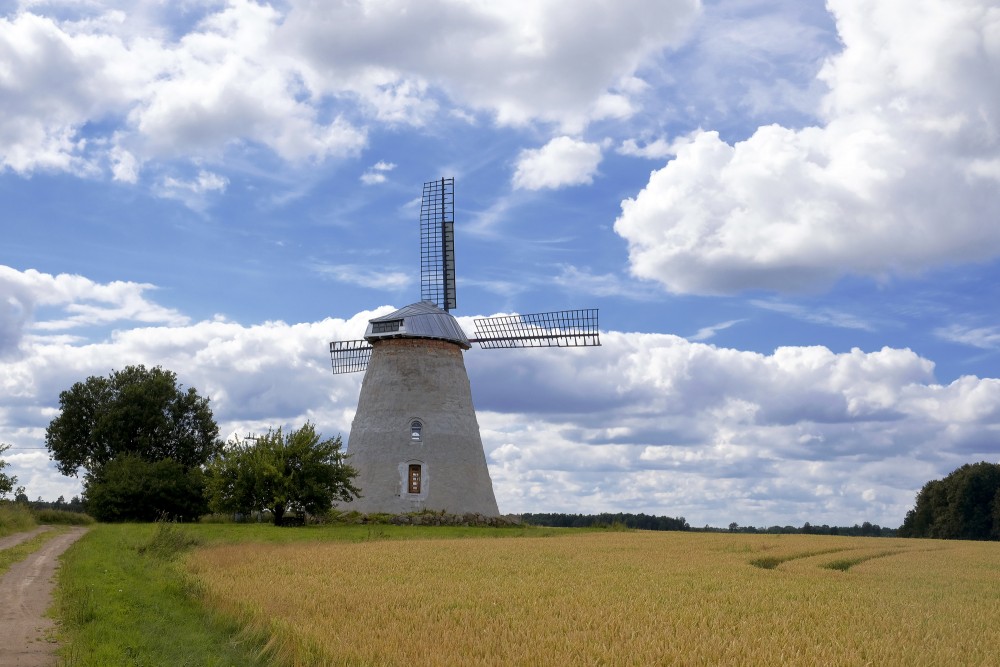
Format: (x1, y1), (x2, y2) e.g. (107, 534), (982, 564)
(330, 177), (600, 516)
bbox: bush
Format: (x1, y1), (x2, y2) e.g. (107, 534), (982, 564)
(32, 509), (96, 525)
(85, 454), (208, 522)
(0, 502), (36, 536)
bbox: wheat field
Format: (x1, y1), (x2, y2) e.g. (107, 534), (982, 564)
(186, 531), (1000, 666)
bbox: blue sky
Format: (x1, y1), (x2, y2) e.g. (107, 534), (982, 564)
(2, 0), (999, 528)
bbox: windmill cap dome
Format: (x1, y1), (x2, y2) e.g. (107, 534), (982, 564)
(364, 301), (471, 349)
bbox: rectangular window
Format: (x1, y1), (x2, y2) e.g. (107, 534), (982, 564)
(371, 319), (402, 334)
(408, 464), (421, 494)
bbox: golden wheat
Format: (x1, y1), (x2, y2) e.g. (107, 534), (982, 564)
(186, 531), (1000, 666)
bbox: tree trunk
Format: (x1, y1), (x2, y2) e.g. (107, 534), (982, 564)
(272, 502), (285, 526)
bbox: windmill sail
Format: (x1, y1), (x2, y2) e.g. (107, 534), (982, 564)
(330, 339), (373, 374)
(470, 309), (601, 348)
(419, 177), (456, 312)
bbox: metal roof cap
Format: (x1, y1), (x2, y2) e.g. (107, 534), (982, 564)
(364, 301), (471, 349)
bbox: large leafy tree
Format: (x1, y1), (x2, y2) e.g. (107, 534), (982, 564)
(46, 365), (219, 521)
(46, 365), (219, 476)
(206, 422), (359, 525)
(900, 462), (1000, 540)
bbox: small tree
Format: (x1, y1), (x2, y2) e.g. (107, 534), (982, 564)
(207, 423), (359, 525)
(0, 443), (17, 499)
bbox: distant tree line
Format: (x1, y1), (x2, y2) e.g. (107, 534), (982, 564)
(24, 494), (88, 514)
(520, 512), (690, 531)
(723, 521), (897, 537)
(899, 462), (1000, 540)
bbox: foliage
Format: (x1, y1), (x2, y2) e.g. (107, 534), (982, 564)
(520, 512), (689, 531)
(84, 454), (209, 522)
(30, 494), (88, 514)
(45, 365), (219, 478)
(0, 501), (36, 537)
(725, 521), (896, 537)
(32, 509), (96, 526)
(137, 520), (203, 559)
(0, 442), (17, 499)
(206, 423), (359, 526)
(899, 461), (1000, 540)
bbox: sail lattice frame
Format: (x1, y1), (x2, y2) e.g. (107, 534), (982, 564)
(419, 177), (456, 312)
(470, 309), (600, 348)
(330, 339), (374, 374)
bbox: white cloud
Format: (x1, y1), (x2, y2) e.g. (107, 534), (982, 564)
(688, 319), (744, 342)
(360, 160), (396, 185)
(751, 298), (873, 331)
(312, 263), (411, 291)
(0, 266), (188, 355)
(278, 0), (700, 132)
(512, 136), (603, 190)
(1, 0), (698, 178)
(614, 0), (1000, 295)
(4, 265), (1000, 527)
(935, 324), (1000, 350)
(617, 137), (676, 159)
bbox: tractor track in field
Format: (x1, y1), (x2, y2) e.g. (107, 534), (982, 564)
(0, 526), (88, 667)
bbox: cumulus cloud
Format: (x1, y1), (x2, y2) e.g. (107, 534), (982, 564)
(4, 265), (1000, 527)
(0, 266), (188, 355)
(278, 0), (699, 131)
(1, 0), (699, 178)
(512, 136), (603, 190)
(614, 0), (1000, 295)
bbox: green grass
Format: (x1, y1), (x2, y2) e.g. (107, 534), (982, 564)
(0, 502), (37, 536)
(0, 526), (68, 576)
(33, 509), (95, 526)
(823, 550), (902, 571)
(56, 524), (269, 667)
(55, 521), (562, 666)
(748, 545), (857, 569)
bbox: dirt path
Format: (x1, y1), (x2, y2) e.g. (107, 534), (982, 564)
(0, 526), (51, 551)
(0, 526), (89, 667)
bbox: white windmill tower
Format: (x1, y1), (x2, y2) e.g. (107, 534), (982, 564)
(330, 178), (600, 516)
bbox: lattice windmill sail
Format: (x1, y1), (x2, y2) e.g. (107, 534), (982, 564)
(329, 178), (600, 516)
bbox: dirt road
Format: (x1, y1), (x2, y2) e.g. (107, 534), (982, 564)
(0, 526), (89, 667)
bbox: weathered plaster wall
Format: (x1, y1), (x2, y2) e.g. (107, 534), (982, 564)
(343, 338), (500, 516)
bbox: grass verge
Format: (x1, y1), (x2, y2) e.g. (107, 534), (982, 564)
(54, 521), (562, 666)
(56, 523), (269, 667)
(0, 502), (37, 536)
(0, 526), (67, 576)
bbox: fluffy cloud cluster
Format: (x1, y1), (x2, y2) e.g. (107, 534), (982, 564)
(615, 0), (1000, 295)
(0, 0), (699, 178)
(3, 266), (999, 527)
(512, 136), (603, 190)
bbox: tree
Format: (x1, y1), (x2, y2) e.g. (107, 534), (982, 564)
(900, 462), (1000, 540)
(84, 454), (209, 522)
(45, 365), (219, 477)
(206, 423), (359, 525)
(45, 365), (219, 521)
(0, 443), (17, 499)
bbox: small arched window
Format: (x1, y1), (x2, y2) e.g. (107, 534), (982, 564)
(410, 420), (423, 442)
